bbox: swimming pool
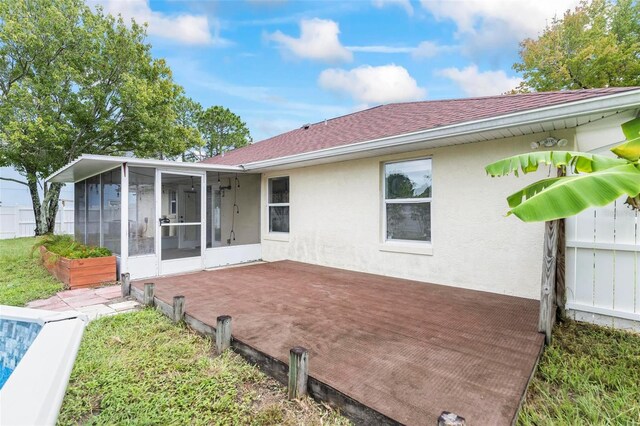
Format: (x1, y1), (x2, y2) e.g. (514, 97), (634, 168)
(0, 318), (42, 388)
(0, 305), (88, 425)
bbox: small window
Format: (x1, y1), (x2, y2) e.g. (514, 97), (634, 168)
(268, 177), (289, 233)
(383, 158), (432, 243)
(168, 190), (177, 215)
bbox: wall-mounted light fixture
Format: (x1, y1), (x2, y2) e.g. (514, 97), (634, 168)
(530, 137), (569, 150)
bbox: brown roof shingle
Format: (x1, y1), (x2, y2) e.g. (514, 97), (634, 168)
(203, 87), (639, 166)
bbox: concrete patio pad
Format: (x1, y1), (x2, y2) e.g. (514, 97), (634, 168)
(26, 285), (140, 321)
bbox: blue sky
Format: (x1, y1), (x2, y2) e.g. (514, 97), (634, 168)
(97, 0), (580, 142)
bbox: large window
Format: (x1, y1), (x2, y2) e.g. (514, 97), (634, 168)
(74, 167), (122, 253)
(128, 167), (155, 256)
(101, 168), (121, 254)
(268, 177), (289, 233)
(383, 158), (432, 243)
(86, 174), (101, 247)
(74, 181), (86, 244)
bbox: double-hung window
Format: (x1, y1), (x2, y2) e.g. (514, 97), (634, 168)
(268, 177), (289, 233)
(383, 158), (432, 243)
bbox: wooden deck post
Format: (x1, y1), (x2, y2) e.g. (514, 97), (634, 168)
(143, 282), (155, 307)
(173, 295), (185, 323)
(554, 167), (567, 322)
(555, 219), (566, 322)
(539, 220), (559, 344)
(437, 412), (466, 425)
(120, 273), (131, 298)
(288, 346), (308, 400)
(216, 315), (232, 353)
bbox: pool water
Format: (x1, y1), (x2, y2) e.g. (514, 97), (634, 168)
(0, 319), (42, 389)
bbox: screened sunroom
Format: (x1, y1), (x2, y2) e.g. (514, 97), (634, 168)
(50, 155), (261, 280)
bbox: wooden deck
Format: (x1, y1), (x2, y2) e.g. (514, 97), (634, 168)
(132, 261), (544, 425)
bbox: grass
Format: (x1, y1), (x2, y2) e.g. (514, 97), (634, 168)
(58, 309), (350, 426)
(0, 237), (63, 306)
(518, 320), (640, 425)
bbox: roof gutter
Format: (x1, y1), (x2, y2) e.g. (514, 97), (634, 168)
(242, 89), (640, 171)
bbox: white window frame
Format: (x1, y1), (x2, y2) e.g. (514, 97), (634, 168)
(168, 189), (177, 215)
(267, 176), (290, 234)
(382, 157), (433, 251)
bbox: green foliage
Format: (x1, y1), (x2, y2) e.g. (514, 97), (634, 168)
(486, 118), (640, 222)
(0, 0), (201, 234)
(198, 106), (252, 159)
(39, 234), (111, 259)
(514, 0), (640, 91)
(58, 309), (349, 425)
(518, 320), (640, 425)
(611, 114), (640, 161)
(0, 237), (63, 306)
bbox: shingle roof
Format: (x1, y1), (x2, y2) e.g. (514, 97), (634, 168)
(203, 87), (639, 166)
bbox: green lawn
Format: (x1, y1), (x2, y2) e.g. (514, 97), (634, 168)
(0, 237), (63, 306)
(518, 320), (640, 425)
(58, 309), (349, 426)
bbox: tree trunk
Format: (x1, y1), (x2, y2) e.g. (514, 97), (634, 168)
(26, 172), (44, 236)
(555, 167), (567, 322)
(43, 182), (63, 234)
(26, 172), (63, 235)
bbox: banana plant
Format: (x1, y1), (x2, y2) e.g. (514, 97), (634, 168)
(485, 117), (640, 222)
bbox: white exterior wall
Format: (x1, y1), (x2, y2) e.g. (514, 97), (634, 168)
(260, 131), (575, 299)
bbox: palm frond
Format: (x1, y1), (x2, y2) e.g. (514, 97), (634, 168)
(485, 151), (626, 177)
(508, 164), (640, 222)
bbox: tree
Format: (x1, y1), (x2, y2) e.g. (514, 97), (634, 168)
(485, 117), (640, 222)
(513, 0), (640, 92)
(165, 95), (204, 162)
(197, 106), (252, 159)
(0, 0), (200, 235)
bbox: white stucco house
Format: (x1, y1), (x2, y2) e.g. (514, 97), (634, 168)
(47, 87), (640, 314)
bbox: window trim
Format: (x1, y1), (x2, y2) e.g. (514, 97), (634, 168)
(381, 157), (433, 250)
(267, 176), (290, 235)
(168, 189), (177, 215)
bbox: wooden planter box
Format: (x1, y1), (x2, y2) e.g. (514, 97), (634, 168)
(40, 246), (117, 289)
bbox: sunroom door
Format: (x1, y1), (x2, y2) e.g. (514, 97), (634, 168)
(158, 171), (205, 275)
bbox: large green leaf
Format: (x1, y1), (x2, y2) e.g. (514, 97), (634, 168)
(611, 117), (640, 161)
(485, 151), (626, 177)
(507, 164), (640, 222)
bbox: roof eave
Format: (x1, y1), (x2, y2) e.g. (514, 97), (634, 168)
(242, 88), (640, 171)
(47, 154), (245, 183)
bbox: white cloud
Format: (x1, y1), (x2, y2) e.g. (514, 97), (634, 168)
(437, 65), (522, 96)
(346, 40), (454, 58)
(96, 0), (225, 46)
(347, 45), (414, 54)
(372, 0), (414, 16)
(266, 18), (353, 63)
(318, 64), (426, 104)
(412, 41), (445, 58)
(420, 0), (579, 43)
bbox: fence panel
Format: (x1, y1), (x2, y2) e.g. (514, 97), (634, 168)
(566, 196), (639, 330)
(0, 204), (73, 239)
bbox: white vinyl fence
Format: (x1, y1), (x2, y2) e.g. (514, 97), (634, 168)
(566, 195), (640, 330)
(0, 203), (74, 239)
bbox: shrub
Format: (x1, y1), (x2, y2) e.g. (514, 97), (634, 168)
(37, 235), (112, 259)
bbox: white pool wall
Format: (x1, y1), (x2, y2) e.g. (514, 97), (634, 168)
(0, 305), (88, 426)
